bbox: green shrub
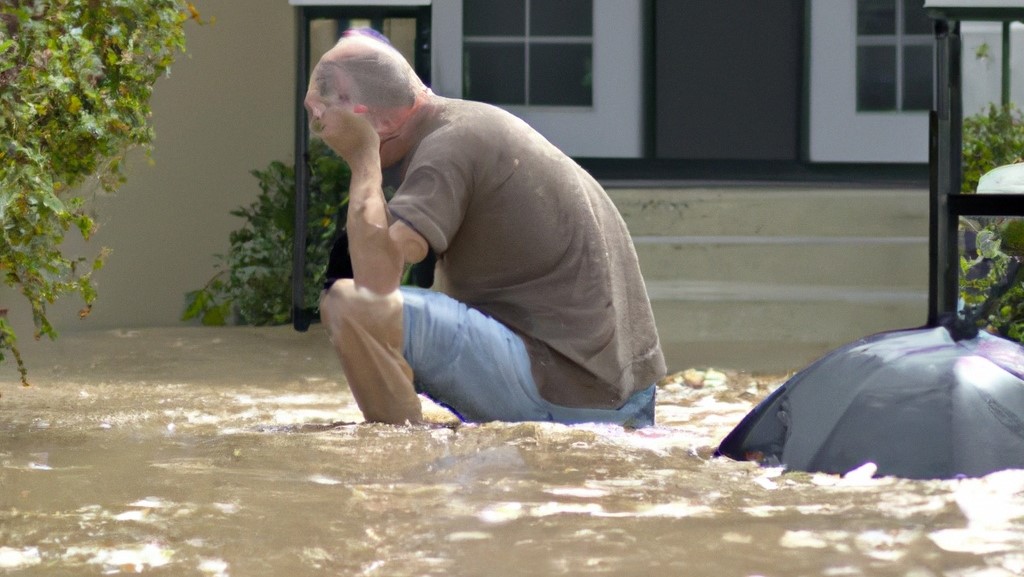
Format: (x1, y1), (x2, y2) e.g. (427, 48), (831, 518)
(959, 219), (1024, 341)
(182, 139), (350, 326)
(961, 103), (1024, 193)
(959, 103), (1024, 342)
(1, 1), (195, 387)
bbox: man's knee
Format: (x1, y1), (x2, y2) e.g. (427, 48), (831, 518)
(320, 279), (403, 336)
(323, 280), (356, 330)
(320, 279), (354, 333)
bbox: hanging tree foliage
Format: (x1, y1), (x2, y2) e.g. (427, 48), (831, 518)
(1, 0), (199, 387)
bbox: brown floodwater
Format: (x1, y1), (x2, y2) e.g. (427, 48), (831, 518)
(1, 326), (1023, 576)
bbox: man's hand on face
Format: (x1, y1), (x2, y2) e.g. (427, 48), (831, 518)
(313, 106), (380, 165)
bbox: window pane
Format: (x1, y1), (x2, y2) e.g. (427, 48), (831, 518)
(530, 0), (592, 37)
(857, 45), (896, 110)
(529, 43), (592, 106)
(464, 0), (524, 36)
(903, 0), (932, 35)
(857, 0), (895, 35)
(382, 18), (418, 68)
(903, 45), (933, 110)
(463, 43), (526, 105)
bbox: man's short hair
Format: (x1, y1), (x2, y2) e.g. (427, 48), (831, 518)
(323, 29), (422, 109)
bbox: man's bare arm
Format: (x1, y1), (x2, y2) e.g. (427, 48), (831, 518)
(390, 220), (429, 265)
(315, 106), (407, 295)
(346, 163), (405, 294)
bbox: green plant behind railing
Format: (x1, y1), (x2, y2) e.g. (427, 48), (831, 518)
(182, 139), (350, 325)
(1, 1), (196, 387)
(962, 103), (1024, 194)
(959, 102), (1024, 342)
(959, 218), (1024, 341)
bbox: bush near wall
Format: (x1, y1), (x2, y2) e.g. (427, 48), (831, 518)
(1, 1), (197, 387)
(182, 140), (351, 326)
(182, 140), (436, 327)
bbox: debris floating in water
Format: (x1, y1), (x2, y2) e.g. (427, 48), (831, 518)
(659, 368), (728, 390)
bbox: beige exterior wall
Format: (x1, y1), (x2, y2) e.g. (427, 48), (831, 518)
(4, 0), (297, 338)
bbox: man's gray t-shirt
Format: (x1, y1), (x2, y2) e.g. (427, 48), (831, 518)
(388, 98), (665, 409)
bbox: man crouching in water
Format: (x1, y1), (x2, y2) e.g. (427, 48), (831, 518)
(308, 29), (665, 426)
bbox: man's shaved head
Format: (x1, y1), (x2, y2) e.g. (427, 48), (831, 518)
(313, 30), (425, 110)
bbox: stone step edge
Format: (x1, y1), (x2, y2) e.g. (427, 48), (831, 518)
(632, 235), (928, 246)
(645, 279), (927, 304)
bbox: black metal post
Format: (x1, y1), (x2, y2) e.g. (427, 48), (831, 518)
(1003, 21), (1011, 107)
(928, 107), (940, 325)
(947, 20), (963, 321)
(929, 18), (962, 326)
(292, 7), (312, 331)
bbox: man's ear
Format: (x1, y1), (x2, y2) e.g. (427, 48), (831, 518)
(362, 107), (400, 133)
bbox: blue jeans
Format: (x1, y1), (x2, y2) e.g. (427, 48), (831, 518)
(400, 287), (655, 427)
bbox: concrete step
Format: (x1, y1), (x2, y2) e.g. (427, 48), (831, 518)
(607, 185), (931, 374)
(647, 280), (927, 373)
(633, 235), (928, 287)
(609, 187), (928, 237)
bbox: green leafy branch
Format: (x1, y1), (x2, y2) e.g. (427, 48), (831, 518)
(1, 1), (199, 388)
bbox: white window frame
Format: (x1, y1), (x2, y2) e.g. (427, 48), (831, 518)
(855, 2), (933, 112)
(463, 1), (594, 107)
(431, 0), (644, 158)
(807, 0), (930, 163)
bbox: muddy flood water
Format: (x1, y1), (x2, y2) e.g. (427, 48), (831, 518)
(2, 326), (1024, 576)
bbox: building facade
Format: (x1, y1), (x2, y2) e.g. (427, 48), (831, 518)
(296, 0), (1023, 172)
